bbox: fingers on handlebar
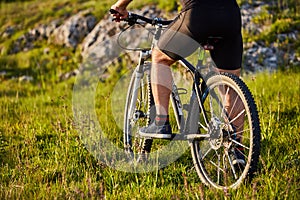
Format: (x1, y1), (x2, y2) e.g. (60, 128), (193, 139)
(109, 9), (119, 15)
(110, 8), (128, 22)
(110, 9), (173, 26)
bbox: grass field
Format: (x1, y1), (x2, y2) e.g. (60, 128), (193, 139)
(1, 0), (300, 199)
(1, 62), (300, 199)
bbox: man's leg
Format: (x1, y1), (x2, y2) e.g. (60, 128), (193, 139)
(216, 68), (244, 133)
(216, 68), (246, 165)
(151, 47), (176, 116)
(139, 47), (176, 138)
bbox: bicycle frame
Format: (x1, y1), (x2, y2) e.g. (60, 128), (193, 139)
(109, 8), (220, 144)
(112, 9), (261, 189)
(126, 22), (212, 141)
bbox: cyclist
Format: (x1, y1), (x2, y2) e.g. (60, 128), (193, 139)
(111, 0), (245, 165)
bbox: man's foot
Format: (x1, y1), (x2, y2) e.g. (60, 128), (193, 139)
(229, 126), (245, 166)
(231, 148), (246, 167)
(139, 122), (172, 139)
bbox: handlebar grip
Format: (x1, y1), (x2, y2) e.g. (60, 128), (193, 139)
(109, 9), (120, 15)
(109, 9), (173, 26)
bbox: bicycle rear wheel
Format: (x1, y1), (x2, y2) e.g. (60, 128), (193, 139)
(189, 72), (260, 189)
(124, 62), (155, 162)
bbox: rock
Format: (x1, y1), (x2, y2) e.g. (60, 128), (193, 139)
(80, 6), (165, 69)
(4, 2), (299, 75)
(2, 26), (15, 38)
(8, 20), (60, 54)
(52, 10), (97, 48)
(8, 10), (96, 54)
(35, 20), (61, 39)
(241, 2), (267, 34)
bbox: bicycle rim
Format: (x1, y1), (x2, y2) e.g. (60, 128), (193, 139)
(190, 72), (260, 189)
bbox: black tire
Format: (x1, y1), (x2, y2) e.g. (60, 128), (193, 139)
(123, 62), (155, 162)
(189, 72), (260, 189)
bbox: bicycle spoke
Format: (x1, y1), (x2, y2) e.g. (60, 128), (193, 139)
(217, 153), (221, 184)
(227, 152), (238, 180)
(237, 148), (247, 160)
(229, 109), (245, 125)
(233, 128), (251, 138)
(227, 89), (240, 118)
(220, 85), (230, 116)
(198, 122), (208, 132)
(202, 145), (213, 159)
(231, 138), (250, 150)
(209, 156), (224, 174)
(209, 95), (215, 119)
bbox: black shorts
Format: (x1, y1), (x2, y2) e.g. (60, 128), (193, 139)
(157, 4), (243, 70)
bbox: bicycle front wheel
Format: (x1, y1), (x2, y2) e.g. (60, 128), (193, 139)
(124, 62), (155, 162)
(189, 72), (260, 189)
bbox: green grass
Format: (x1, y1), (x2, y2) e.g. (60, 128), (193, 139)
(1, 62), (300, 199)
(0, 0), (300, 199)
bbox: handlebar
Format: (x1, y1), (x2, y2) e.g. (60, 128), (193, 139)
(110, 9), (173, 26)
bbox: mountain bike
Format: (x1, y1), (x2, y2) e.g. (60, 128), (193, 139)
(110, 9), (261, 190)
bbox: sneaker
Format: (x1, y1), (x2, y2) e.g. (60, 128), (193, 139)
(229, 126), (245, 166)
(139, 122), (172, 139)
(231, 148), (246, 166)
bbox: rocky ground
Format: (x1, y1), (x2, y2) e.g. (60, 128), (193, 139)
(240, 2), (299, 72)
(2, 1), (299, 77)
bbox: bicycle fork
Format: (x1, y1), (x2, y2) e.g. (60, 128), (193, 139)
(127, 51), (151, 125)
(125, 51), (154, 156)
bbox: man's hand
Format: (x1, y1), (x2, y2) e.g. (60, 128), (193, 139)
(110, 4), (129, 22)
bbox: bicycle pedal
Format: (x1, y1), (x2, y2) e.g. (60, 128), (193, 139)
(139, 133), (209, 141)
(143, 133), (181, 140)
(133, 110), (146, 119)
(186, 134), (209, 140)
